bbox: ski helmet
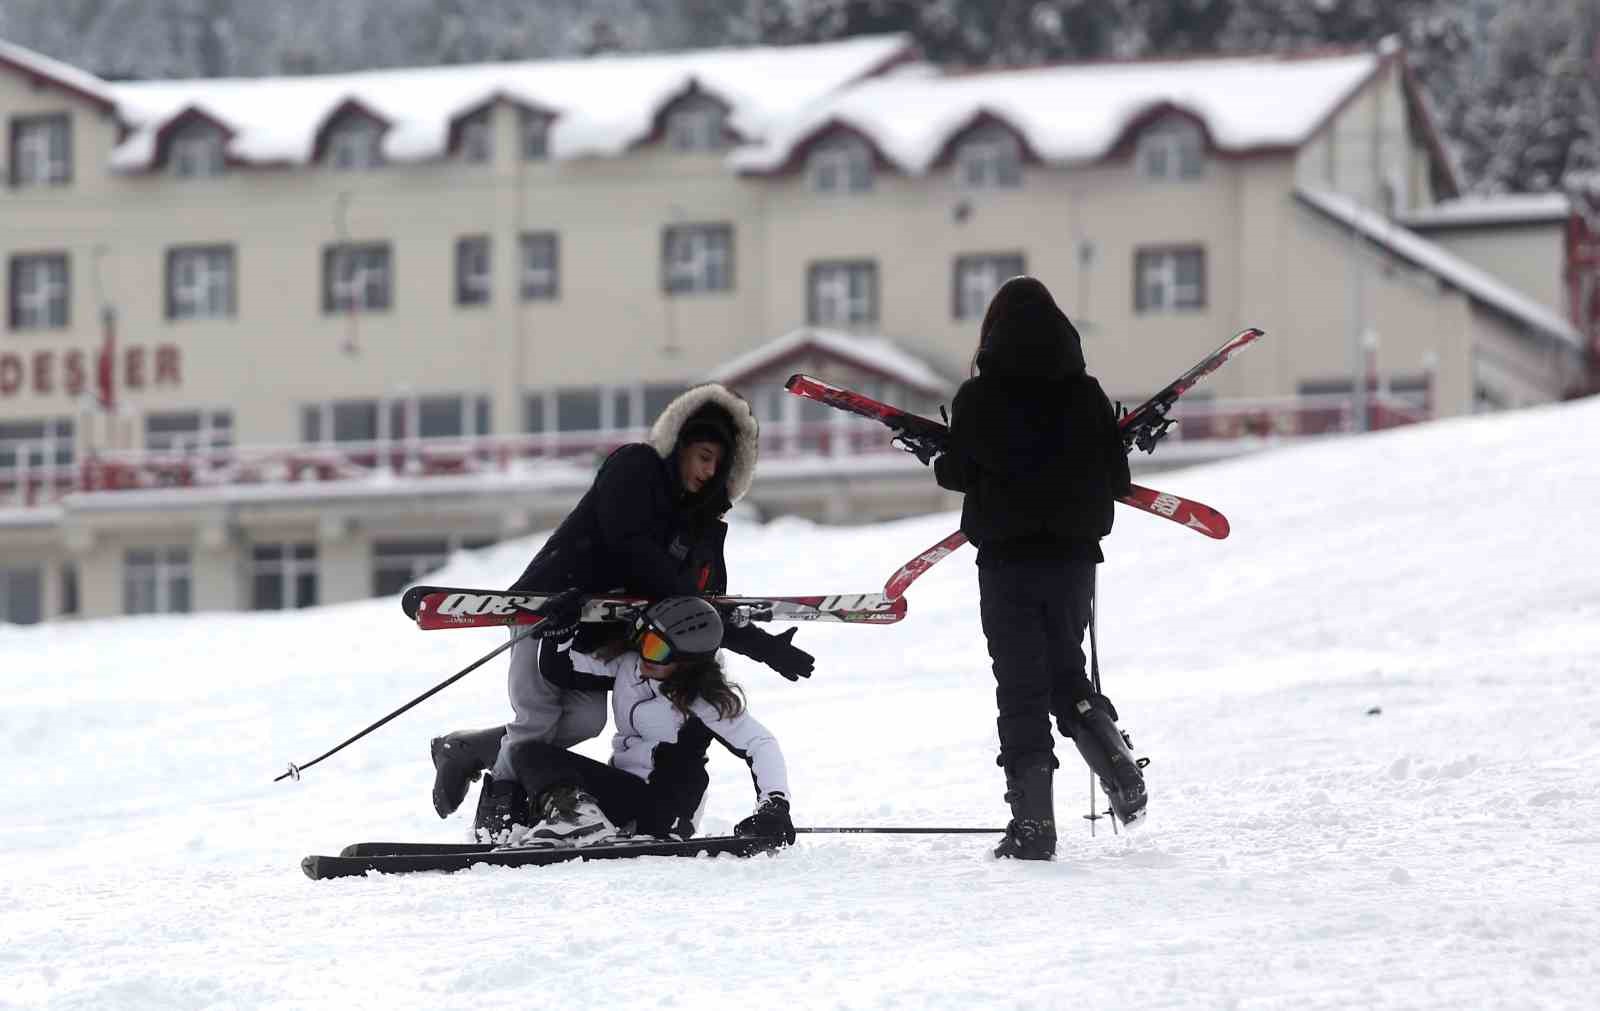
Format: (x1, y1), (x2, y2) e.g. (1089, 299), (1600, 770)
(635, 596), (723, 663)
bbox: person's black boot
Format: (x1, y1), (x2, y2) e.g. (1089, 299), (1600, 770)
(471, 775), (532, 844)
(430, 726), (506, 818)
(1069, 699), (1147, 827)
(993, 760), (1056, 861)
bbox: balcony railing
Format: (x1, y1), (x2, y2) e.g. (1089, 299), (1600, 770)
(0, 392), (1430, 509)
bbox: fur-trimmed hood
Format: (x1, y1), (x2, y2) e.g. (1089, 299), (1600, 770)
(649, 383), (760, 504)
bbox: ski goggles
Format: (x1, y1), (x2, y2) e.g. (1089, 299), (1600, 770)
(637, 627), (677, 664)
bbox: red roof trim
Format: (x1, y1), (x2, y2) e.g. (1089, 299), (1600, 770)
(0, 50), (116, 115)
(143, 105), (239, 172)
(309, 98), (392, 164)
(443, 92), (562, 156)
(737, 117), (900, 178)
(927, 109), (1043, 171)
(628, 78), (747, 152)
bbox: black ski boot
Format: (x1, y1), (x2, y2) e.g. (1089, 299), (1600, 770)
(994, 759), (1056, 861)
(472, 775), (532, 844)
(1068, 699), (1147, 827)
(430, 726), (506, 818)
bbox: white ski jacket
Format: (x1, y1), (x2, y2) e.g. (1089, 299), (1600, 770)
(568, 649), (790, 803)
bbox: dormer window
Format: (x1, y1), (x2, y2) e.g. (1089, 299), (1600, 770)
(323, 114), (384, 171)
(809, 135), (874, 194)
(8, 113), (71, 186)
(955, 127), (1022, 189)
(168, 122), (226, 178)
(521, 110), (551, 161)
(1136, 117), (1204, 181)
(664, 95), (729, 153)
(458, 110), (493, 164)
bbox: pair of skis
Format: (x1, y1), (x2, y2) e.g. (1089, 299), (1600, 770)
(400, 327), (1264, 631)
(786, 327), (1263, 572)
(303, 834), (780, 880)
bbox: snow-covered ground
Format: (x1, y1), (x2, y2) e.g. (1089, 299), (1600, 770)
(5, 397), (1600, 1010)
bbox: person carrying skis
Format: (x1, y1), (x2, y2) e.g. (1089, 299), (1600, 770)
(505, 595), (795, 846)
(931, 275), (1147, 860)
(428, 383), (814, 841)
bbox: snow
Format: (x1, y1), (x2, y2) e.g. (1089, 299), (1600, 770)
(6, 394), (1600, 1008)
(1401, 193), (1572, 228)
(103, 35), (909, 171)
(734, 50), (1379, 175)
(1297, 186), (1584, 349)
(0, 37), (117, 108)
(707, 327), (956, 393)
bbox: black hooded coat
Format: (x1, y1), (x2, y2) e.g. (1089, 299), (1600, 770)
(933, 277), (1131, 563)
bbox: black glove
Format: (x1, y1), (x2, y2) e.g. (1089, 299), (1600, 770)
(734, 793), (795, 846)
(737, 625), (814, 681)
(534, 588), (584, 639)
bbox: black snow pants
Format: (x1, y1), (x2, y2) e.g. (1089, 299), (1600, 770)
(508, 741), (691, 838)
(977, 556), (1098, 771)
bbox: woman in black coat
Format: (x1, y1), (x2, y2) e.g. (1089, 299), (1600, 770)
(933, 276), (1147, 860)
(430, 384), (814, 841)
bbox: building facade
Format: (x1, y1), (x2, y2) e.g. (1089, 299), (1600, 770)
(1, 35), (1592, 622)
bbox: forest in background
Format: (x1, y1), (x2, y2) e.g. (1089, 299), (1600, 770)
(1, 0), (1595, 194)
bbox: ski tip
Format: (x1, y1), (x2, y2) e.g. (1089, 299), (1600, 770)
(301, 855), (322, 880)
(782, 373), (805, 390)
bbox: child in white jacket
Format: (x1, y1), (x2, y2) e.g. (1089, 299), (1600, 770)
(504, 596), (794, 847)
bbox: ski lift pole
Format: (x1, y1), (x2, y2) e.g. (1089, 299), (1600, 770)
(275, 623), (541, 783)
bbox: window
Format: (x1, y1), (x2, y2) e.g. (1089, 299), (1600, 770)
(324, 116), (384, 170)
(642, 384), (687, 425)
(60, 563), (78, 617)
(1135, 246), (1206, 312)
(458, 110), (493, 163)
(455, 236), (491, 306)
(250, 543), (318, 610)
(166, 245), (235, 320)
(521, 110), (551, 161)
(168, 122), (226, 178)
(8, 113), (71, 186)
(372, 538), (450, 596)
(144, 410), (233, 452)
(955, 128), (1022, 189)
(397, 395), (490, 439)
(525, 393), (548, 434)
(809, 135), (874, 193)
(8, 253), (69, 329)
(662, 224), (733, 294)
(520, 233), (559, 300)
(555, 389), (602, 432)
(322, 243), (391, 313)
(1137, 118), (1204, 181)
(0, 566), (43, 625)
(807, 260), (879, 327)
(123, 547), (192, 615)
(665, 95), (729, 153)
(0, 418), (74, 476)
(953, 253), (1025, 320)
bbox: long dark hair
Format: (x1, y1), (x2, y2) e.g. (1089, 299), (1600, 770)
(660, 654), (745, 720)
(971, 275), (1085, 380)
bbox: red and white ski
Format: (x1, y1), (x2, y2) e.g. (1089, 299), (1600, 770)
(402, 584), (906, 631)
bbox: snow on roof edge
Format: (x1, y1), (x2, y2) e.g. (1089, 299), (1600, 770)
(708, 328), (956, 393)
(1400, 193), (1571, 229)
(1296, 187), (1582, 350)
(0, 37), (117, 110)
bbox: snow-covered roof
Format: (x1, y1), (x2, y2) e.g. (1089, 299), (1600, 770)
(733, 49), (1382, 176)
(708, 328), (956, 394)
(1399, 193), (1571, 229)
(101, 34), (911, 171)
(1296, 187), (1583, 350)
(0, 38), (118, 112)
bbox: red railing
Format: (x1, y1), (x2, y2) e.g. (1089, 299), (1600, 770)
(0, 393), (1430, 509)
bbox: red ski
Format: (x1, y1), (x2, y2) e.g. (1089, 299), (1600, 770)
(402, 584), (906, 631)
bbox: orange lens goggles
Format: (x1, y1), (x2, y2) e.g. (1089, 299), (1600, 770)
(638, 628), (674, 663)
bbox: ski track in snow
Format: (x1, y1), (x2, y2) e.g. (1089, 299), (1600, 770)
(4, 398), (1600, 1009)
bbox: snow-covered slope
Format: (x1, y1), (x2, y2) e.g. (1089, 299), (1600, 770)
(5, 396), (1600, 1009)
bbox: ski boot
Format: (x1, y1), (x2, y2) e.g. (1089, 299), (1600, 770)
(472, 775), (533, 845)
(430, 726), (505, 818)
(1068, 698), (1148, 828)
(516, 785), (619, 848)
(993, 758), (1056, 861)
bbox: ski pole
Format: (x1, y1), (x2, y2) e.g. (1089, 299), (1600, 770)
(1087, 567), (1115, 836)
(274, 623), (540, 783)
(795, 827), (1005, 835)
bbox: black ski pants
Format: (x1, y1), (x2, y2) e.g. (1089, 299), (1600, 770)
(978, 556), (1098, 771)
(508, 740), (687, 838)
